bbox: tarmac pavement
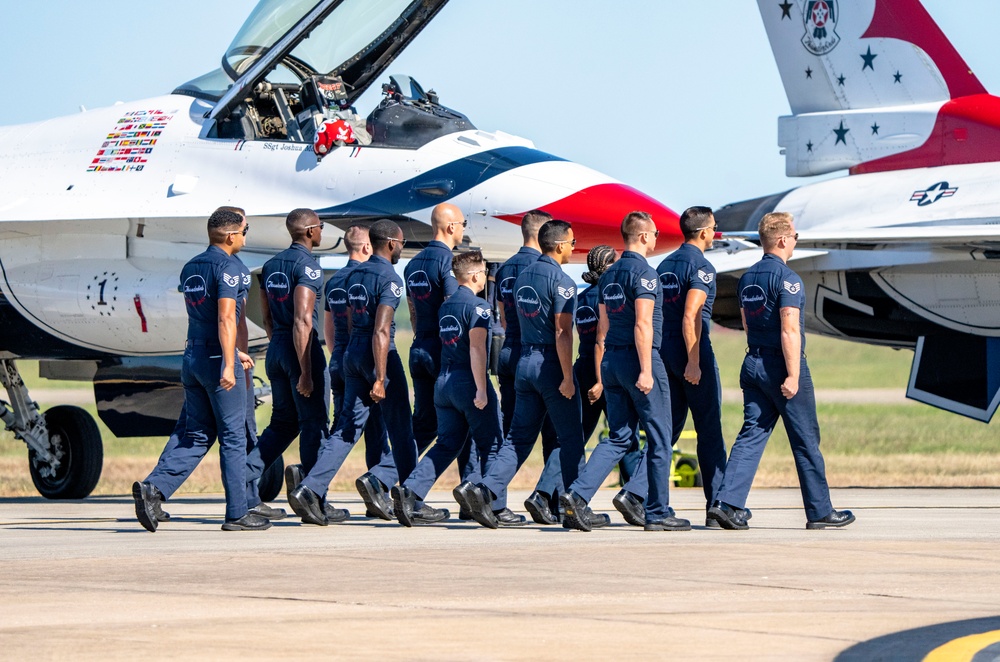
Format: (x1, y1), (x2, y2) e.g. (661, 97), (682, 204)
(1, 487), (998, 661)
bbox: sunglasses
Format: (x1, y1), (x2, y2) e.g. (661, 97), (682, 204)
(783, 233), (799, 241)
(555, 238), (577, 247)
(696, 224), (717, 232)
(304, 222), (325, 230)
(448, 220), (469, 228)
(228, 224), (250, 236)
(632, 230), (659, 239)
(372, 235), (407, 247)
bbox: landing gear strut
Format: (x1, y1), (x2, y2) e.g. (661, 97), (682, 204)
(0, 359), (102, 499)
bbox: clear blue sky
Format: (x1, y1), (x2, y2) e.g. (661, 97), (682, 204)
(0, 1), (993, 210)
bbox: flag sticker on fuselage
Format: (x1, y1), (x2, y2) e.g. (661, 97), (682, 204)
(88, 109), (175, 173)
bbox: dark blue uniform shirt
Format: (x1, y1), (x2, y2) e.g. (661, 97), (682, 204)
(180, 245), (242, 342)
(404, 240), (458, 340)
(514, 254), (576, 346)
(598, 250), (663, 350)
(657, 243), (716, 333)
(233, 254), (251, 326)
(738, 253), (806, 351)
(323, 258), (361, 353)
(439, 285), (493, 370)
(262, 243), (323, 334)
(345, 254), (404, 349)
(575, 284), (600, 358)
(497, 246), (542, 342)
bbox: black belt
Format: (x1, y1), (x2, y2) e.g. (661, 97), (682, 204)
(522, 343), (556, 351)
(186, 338), (221, 348)
(604, 344), (636, 351)
(748, 346), (787, 357)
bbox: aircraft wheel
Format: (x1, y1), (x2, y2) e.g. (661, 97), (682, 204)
(29, 405), (103, 500)
(673, 457), (703, 489)
(258, 455), (285, 503)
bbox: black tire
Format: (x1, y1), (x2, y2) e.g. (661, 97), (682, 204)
(258, 455), (285, 503)
(674, 457), (704, 489)
(29, 405), (103, 500)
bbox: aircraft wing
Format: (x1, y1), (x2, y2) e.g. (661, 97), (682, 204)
(721, 224), (1000, 248)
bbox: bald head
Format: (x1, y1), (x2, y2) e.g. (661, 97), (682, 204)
(431, 202), (465, 249)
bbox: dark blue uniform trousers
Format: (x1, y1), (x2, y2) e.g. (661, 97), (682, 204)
(147, 345), (248, 521)
(253, 332), (329, 479)
(716, 352), (833, 521)
(487, 345), (585, 511)
(498, 340), (559, 498)
(404, 369), (514, 501)
(409, 337), (441, 452)
(660, 334), (728, 506)
(571, 347), (672, 522)
(302, 339), (416, 499)
(330, 346), (393, 476)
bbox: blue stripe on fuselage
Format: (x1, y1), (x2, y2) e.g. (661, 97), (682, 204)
(315, 146), (566, 217)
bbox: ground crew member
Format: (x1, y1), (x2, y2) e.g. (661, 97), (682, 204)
(708, 212), (855, 530)
(247, 209), (348, 521)
(132, 210), (270, 532)
(562, 211), (690, 532)
(657, 206), (729, 526)
(390, 251), (517, 526)
(496, 210), (560, 524)
(405, 203), (464, 453)
(289, 220), (443, 525)
(576, 245), (648, 527)
(455, 220), (587, 529)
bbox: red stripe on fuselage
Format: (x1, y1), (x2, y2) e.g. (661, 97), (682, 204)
(496, 183), (682, 260)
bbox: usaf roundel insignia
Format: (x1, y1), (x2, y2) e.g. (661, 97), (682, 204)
(304, 267), (322, 280)
(389, 282), (403, 298)
(783, 280), (802, 294)
(697, 269), (714, 285)
(222, 273), (239, 288)
(557, 286), (575, 299)
(640, 278), (657, 291)
(475, 305), (491, 320)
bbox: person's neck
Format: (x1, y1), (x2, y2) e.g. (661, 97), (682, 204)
(764, 248), (788, 263)
(212, 241), (236, 257)
(373, 249), (393, 261)
(348, 252), (366, 262)
(293, 237), (312, 251)
(432, 232), (453, 249)
(542, 250), (562, 263)
(685, 239), (707, 254)
(623, 243), (645, 257)
(523, 239), (541, 252)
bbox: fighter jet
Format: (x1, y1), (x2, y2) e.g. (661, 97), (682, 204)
(713, 0), (1000, 421)
(0, 0), (679, 499)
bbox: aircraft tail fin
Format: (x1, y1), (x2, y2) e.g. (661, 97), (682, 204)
(758, 0), (1000, 176)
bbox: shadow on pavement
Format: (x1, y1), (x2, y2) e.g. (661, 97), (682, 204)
(836, 616), (1000, 661)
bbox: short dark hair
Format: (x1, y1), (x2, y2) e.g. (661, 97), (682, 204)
(521, 209), (553, 242)
(216, 205), (246, 218)
(680, 206), (714, 239)
(369, 219), (402, 250)
(343, 224), (369, 252)
(286, 208), (318, 235)
(538, 219), (572, 252)
(621, 210), (654, 240)
(452, 250), (485, 278)
(207, 209), (243, 232)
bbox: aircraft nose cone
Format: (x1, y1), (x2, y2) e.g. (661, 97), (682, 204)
(498, 183), (681, 257)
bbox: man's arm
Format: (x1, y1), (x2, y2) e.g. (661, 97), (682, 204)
(589, 304), (609, 404)
(555, 312), (575, 399)
(324, 309), (336, 357)
(470, 327), (489, 409)
(681, 289), (708, 385)
(259, 289), (273, 339)
(236, 301), (255, 374)
(292, 285), (315, 397)
(407, 297), (418, 333)
(634, 298), (655, 395)
(217, 297), (238, 390)
(369, 304), (394, 403)
(497, 299), (507, 331)
(779, 306), (801, 399)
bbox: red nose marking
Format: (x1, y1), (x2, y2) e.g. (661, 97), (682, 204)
(496, 183), (682, 258)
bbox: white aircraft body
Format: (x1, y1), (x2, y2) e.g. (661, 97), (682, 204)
(0, 0), (680, 499)
(713, 0), (1000, 421)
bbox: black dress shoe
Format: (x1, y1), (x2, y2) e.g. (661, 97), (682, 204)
(453, 481), (498, 529)
(584, 507), (611, 529)
(806, 509), (856, 529)
(412, 503), (451, 525)
(324, 503), (350, 523)
(284, 463), (304, 502)
(356, 472), (393, 521)
(249, 502), (287, 520)
(458, 508), (473, 521)
(132, 481), (159, 533)
(707, 501), (750, 530)
(288, 484), (328, 526)
(391, 485), (417, 527)
(612, 490), (645, 527)
(222, 513), (272, 531)
(524, 490), (559, 525)
(644, 507), (692, 531)
(493, 507), (528, 527)
(559, 490), (592, 532)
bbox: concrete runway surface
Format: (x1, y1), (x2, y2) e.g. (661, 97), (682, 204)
(1, 487), (998, 661)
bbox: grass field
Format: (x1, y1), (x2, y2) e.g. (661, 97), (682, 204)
(1, 321), (997, 498)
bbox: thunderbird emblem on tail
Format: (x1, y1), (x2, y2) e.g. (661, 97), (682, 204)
(802, 0), (840, 55)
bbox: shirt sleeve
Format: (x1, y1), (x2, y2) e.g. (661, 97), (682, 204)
(378, 273), (404, 310)
(689, 261), (715, 295)
(552, 275), (577, 315)
(294, 258), (323, 294)
(323, 278), (334, 311)
(471, 302), (492, 330)
(777, 272), (804, 309)
(216, 263), (241, 301)
(442, 267), (459, 298)
(633, 270), (658, 301)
